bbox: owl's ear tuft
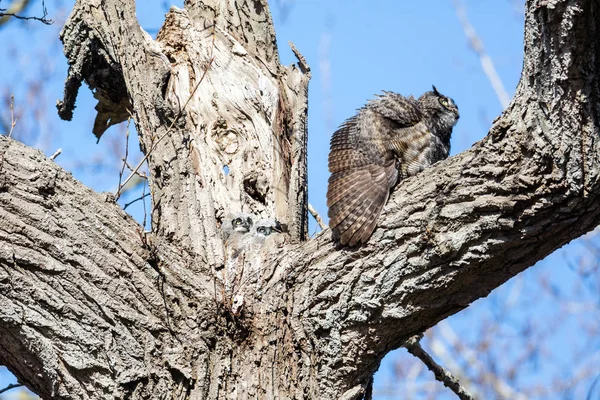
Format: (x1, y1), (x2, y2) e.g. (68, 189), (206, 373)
(432, 85), (441, 96)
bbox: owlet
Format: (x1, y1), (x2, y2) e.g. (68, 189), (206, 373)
(327, 86), (459, 246)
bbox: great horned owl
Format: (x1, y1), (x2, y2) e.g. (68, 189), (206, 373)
(222, 212), (255, 295)
(221, 212), (254, 242)
(254, 218), (282, 239)
(222, 216), (284, 313)
(247, 218), (285, 292)
(327, 86), (459, 246)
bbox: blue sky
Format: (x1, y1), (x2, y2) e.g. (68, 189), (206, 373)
(1, 1), (599, 399)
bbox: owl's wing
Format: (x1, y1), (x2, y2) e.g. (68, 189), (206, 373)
(368, 92), (423, 127)
(327, 118), (398, 246)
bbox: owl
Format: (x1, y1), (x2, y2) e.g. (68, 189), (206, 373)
(222, 216), (284, 313)
(327, 86), (459, 246)
(254, 218), (283, 239)
(246, 218), (285, 292)
(221, 212), (254, 242)
(222, 212), (256, 295)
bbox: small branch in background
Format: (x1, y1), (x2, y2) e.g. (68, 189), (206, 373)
(142, 181), (148, 229)
(8, 94), (16, 138)
(117, 120), (131, 193)
(49, 148), (62, 160)
(0, 382), (23, 395)
(308, 203), (327, 231)
(115, 174), (146, 198)
(452, 0), (510, 109)
(123, 192), (151, 210)
(405, 334), (475, 400)
(0, 0), (53, 25)
(586, 373), (600, 400)
(123, 160), (148, 179)
(435, 321), (527, 400)
(427, 334), (481, 399)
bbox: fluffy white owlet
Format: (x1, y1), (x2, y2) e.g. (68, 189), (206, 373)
(221, 212), (254, 242)
(222, 215), (283, 314)
(222, 212), (255, 296)
(245, 218), (284, 288)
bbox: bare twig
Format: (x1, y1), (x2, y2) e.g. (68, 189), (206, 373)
(117, 120), (131, 192)
(452, 0), (511, 109)
(122, 160), (148, 179)
(49, 148), (62, 160)
(123, 192), (151, 210)
(405, 334), (474, 400)
(0, 0), (52, 25)
(308, 203), (327, 231)
(114, 26), (216, 201)
(8, 94), (16, 138)
(0, 382), (23, 395)
(436, 321), (527, 400)
(142, 180), (148, 228)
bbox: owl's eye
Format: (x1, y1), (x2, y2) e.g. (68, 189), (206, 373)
(257, 226), (272, 236)
(439, 97), (449, 107)
(233, 218), (243, 226)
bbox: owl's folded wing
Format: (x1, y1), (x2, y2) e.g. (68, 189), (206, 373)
(327, 160), (397, 246)
(327, 115), (400, 246)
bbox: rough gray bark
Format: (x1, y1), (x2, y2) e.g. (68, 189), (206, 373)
(1, 0), (599, 399)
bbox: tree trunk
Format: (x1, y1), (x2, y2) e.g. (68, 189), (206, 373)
(1, 0), (599, 398)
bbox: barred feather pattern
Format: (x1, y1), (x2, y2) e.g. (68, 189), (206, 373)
(327, 88), (459, 246)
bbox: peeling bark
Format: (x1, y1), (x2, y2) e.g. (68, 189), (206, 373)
(1, 0), (600, 399)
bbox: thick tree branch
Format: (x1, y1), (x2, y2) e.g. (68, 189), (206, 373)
(0, 137), (216, 398)
(57, 0), (310, 261)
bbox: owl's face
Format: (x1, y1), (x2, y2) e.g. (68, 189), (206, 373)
(419, 86), (460, 135)
(254, 219), (281, 238)
(222, 212), (255, 241)
(232, 215), (253, 233)
(432, 85), (459, 120)
(256, 225), (272, 237)
(433, 86), (460, 120)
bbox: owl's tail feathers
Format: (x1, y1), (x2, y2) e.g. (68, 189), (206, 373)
(327, 164), (394, 246)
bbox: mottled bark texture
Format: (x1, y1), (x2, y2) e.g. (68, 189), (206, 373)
(1, 0), (599, 398)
